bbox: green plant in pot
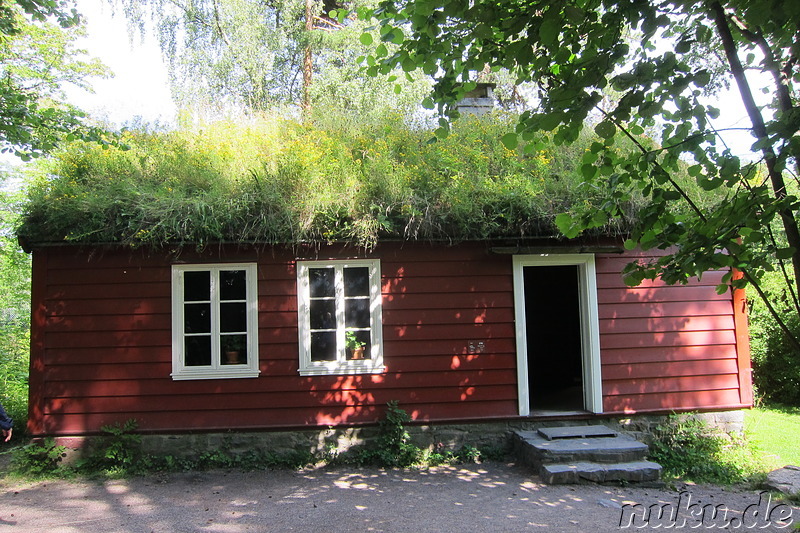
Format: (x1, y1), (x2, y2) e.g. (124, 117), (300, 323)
(223, 336), (246, 364)
(345, 331), (366, 360)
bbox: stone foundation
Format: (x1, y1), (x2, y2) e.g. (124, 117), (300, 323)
(47, 410), (746, 463)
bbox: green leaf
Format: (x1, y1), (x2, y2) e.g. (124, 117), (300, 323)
(360, 32), (374, 46)
(581, 163), (598, 179)
(539, 18), (559, 48)
(538, 113), (562, 131)
(401, 57), (416, 72)
(675, 40), (691, 54)
(623, 239), (637, 250)
(564, 5), (584, 23)
(594, 121), (616, 139)
(501, 133), (519, 150)
(555, 213), (579, 238)
(776, 247), (796, 260)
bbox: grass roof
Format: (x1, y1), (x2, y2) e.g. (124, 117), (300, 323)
(17, 112), (642, 250)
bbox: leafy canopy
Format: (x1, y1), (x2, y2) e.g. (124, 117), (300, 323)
(110, 0), (430, 115)
(0, 1), (115, 160)
(363, 0), (800, 339)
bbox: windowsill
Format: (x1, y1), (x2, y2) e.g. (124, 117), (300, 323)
(171, 368), (261, 381)
(298, 363), (386, 377)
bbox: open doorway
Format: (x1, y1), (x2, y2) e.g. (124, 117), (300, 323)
(512, 254), (603, 415)
(523, 265), (584, 411)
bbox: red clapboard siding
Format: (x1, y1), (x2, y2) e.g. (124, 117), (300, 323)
(604, 389), (743, 413)
(595, 247), (747, 412)
(601, 345), (738, 365)
(596, 270), (727, 289)
(382, 275), (514, 293)
(600, 330), (737, 349)
(598, 300), (734, 319)
(43, 383), (518, 414)
(41, 369), (519, 399)
(602, 358), (740, 380)
(48, 298), (172, 317)
(29, 242), (521, 436)
(383, 308), (515, 326)
(599, 315), (735, 334)
(603, 374), (740, 396)
(42, 399), (520, 435)
(598, 285), (733, 303)
(26, 241), (749, 437)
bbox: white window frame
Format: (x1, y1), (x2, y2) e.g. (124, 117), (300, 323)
(512, 254), (603, 415)
(297, 259), (384, 376)
(171, 263), (260, 380)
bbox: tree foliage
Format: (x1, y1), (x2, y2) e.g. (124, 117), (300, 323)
(0, 0), (114, 160)
(0, 172), (31, 431)
(110, 0), (429, 115)
(364, 0), (800, 343)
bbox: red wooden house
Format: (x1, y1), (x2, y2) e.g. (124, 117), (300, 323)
(25, 238), (752, 438)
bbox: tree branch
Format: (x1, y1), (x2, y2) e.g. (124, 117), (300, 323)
(710, 0), (800, 303)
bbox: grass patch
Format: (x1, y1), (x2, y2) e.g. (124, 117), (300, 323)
(648, 414), (770, 485)
(745, 404), (800, 468)
(18, 112), (648, 249)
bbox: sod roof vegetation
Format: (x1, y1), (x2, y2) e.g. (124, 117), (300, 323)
(17, 112), (642, 250)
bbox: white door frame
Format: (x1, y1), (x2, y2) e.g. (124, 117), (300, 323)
(512, 254), (603, 415)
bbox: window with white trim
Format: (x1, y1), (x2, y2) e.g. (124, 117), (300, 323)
(297, 259), (384, 376)
(171, 264), (260, 380)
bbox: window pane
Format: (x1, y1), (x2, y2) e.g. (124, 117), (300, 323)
(309, 299), (336, 330)
(221, 334), (248, 365)
(309, 268), (335, 298)
(311, 331), (337, 361)
(345, 299), (370, 328)
(184, 271), (210, 301)
(220, 270), (247, 301)
(185, 336), (211, 366)
(184, 303), (211, 333)
(346, 330), (371, 360)
(220, 302), (247, 332)
(344, 267), (369, 297)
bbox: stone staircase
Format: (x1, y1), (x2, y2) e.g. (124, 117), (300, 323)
(513, 425), (662, 484)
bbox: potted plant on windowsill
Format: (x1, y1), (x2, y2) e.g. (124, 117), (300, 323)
(224, 337), (246, 364)
(345, 331), (366, 360)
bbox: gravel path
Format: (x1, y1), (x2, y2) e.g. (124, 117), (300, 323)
(0, 462), (796, 532)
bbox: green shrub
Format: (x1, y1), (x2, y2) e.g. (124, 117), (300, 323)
(0, 175), (31, 437)
(75, 419), (142, 474)
(748, 270), (800, 406)
(648, 414), (764, 484)
(12, 438), (67, 476)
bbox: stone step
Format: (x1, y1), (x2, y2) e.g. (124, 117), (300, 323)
(513, 425), (662, 485)
(514, 430), (650, 464)
(540, 460), (663, 484)
(538, 425), (618, 440)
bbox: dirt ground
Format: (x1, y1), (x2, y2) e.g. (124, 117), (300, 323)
(0, 462), (796, 532)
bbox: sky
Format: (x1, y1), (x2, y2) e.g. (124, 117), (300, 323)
(67, 0), (176, 128)
(67, 0), (763, 162)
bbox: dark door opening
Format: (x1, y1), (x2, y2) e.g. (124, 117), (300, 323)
(523, 265), (585, 412)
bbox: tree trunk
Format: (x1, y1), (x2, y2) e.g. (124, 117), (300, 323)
(710, 1), (800, 300)
(303, 0), (313, 113)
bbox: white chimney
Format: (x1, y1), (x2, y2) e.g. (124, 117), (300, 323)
(457, 83), (496, 115)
